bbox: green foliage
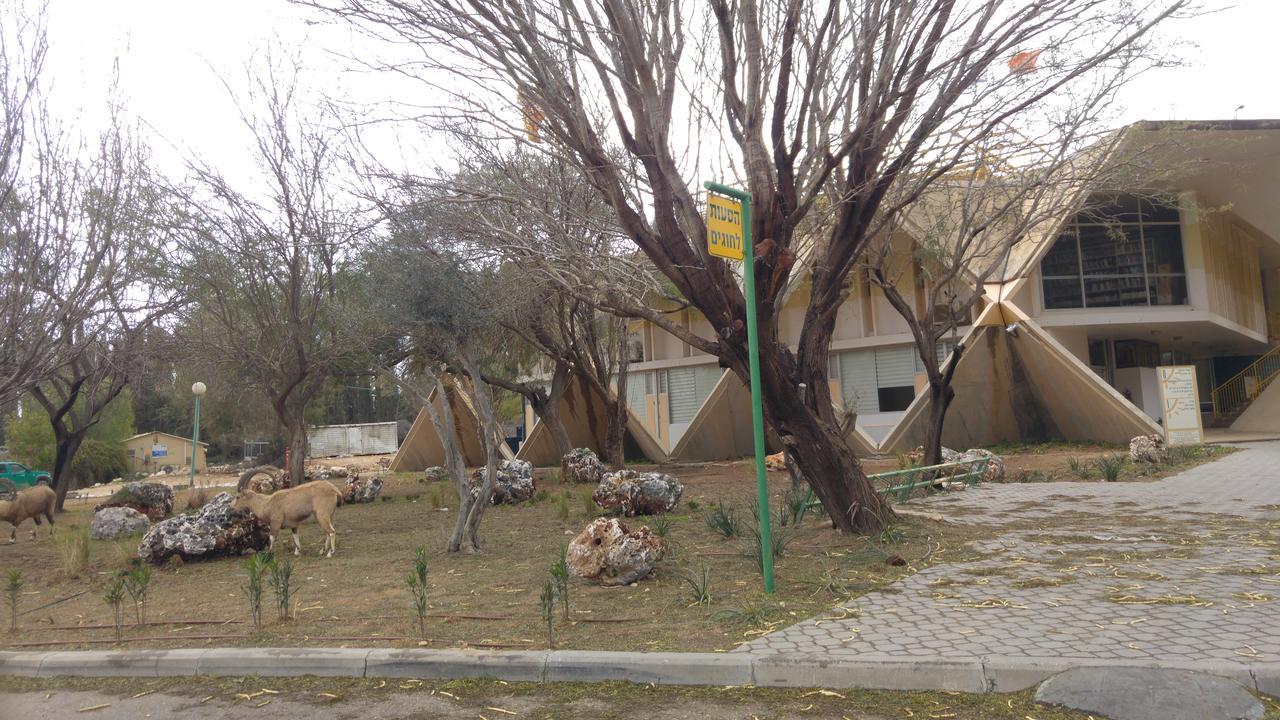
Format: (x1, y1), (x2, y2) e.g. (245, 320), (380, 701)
(71, 439), (129, 487)
(1095, 454), (1126, 482)
(5, 570), (21, 632)
(4, 395), (132, 487)
(103, 574), (126, 640)
(680, 566), (712, 606)
(649, 514), (674, 538)
(779, 485), (816, 526)
(1066, 456), (1091, 479)
(555, 493), (570, 521)
(579, 488), (596, 518)
(406, 547), (429, 639)
(685, 500), (700, 512)
(4, 410), (54, 470)
(702, 501), (740, 538)
(743, 500), (797, 573)
(124, 567), (152, 626)
(550, 544), (570, 621)
(243, 551), (274, 630)
(531, 488), (550, 504)
(539, 579), (557, 649)
(269, 558), (298, 621)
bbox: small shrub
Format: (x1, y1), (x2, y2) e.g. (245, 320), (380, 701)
(243, 551), (274, 630)
(873, 520), (904, 546)
(124, 567), (152, 626)
(405, 493), (421, 503)
(55, 527), (91, 577)
(532, 489), (551, 505)
(269, 558), (298, 621)
(780, 485), (816, 526)
(703, 502), (739, 538)
(5, 570), (21, 632)
(550, 544), (570, 620)
(686, 500), (700, 512)
(1066, 456), (1091, 479)
(650, 514), (674, 538)
(556, 493), (570, 521)
(681, 566), (712, 606)
(1015, 469), (1052, 483)
(743, 521), (796, 573)
(895, 451), (918, 470)
(1095, 454), (1126, 482)
(539, 579), (557, 649)
(542, 468), (562, 484)
(103, 574), (126, 641)
(380, 495), (394, 503)
(406, 547), (429, 639)
(579, 488), (596, 518)
(429, 489), (443, 509)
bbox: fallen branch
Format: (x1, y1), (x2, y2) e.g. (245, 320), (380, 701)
(19, 590), (88, 616)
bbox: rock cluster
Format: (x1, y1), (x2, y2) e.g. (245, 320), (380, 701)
(137, 492), (270, 565)
(903, 446), (1005, 483)
(765, 452), (788, 471)
(343, 474), (383, 503)
(566, 517), (666, 586)
(95, 482), (175, 521)
(1128, 434), (1166, 463)
(314, 465), (350, 480)
(424, 466), (449, 483)
(470, 459), (535, 504)
(561, 448), (605, 485)
(592, 469), (682, 516)
(90, 507), (151, 540)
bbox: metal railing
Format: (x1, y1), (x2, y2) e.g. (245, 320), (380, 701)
(806, 457), (991, 508)
(1211, 345), (1280, 420)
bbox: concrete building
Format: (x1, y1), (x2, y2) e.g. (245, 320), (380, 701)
(125, 431), (208, 474)
(406, 120), (1280, 467)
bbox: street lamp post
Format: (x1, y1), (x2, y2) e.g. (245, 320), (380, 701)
(189, 382), (207, 489)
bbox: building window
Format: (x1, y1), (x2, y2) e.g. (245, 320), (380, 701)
(1041, 194), (1187, 309)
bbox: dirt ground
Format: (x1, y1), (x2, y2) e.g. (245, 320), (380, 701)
(0, 675), (1113, 720)
(0, 444), (1229, 654)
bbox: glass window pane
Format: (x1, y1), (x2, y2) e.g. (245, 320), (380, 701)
(1139, 196), (1181, 223)
(1150, 275), (1187, 306)
(1042, 278), (1083, 309)
(1144, 224), (1185, 274)
(1078, 224), (1143, 276)
(1084, 276), (1149, 307)
(1040, 231), (1080, 276)
(1080, 193), (1141, 224)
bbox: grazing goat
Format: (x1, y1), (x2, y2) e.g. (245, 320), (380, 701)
(232, 481), (343, 558)
(0, 485), (56, 543)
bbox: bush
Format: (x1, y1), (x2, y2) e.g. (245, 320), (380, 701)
(703, 502), (739, 538)
(1095, 454), (1126, 482)
(56, 528), (91, 577)
(72, 439), (129, 488)
(406, 548), (429, 639)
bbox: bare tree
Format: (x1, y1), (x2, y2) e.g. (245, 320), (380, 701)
(312, 0), (1190, 533)
(171, 63), (372, 487)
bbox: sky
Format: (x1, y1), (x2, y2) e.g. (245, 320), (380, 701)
(28, 0), (1280, 182)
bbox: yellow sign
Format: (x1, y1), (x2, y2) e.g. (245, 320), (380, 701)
(706, 194), (744, 260)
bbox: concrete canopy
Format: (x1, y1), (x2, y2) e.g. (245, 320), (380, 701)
(389, 384), (515, 472)
(880, 301), (1161, 453)
(514, 377), (667, 467)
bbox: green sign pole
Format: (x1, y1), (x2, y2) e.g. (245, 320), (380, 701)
(704, 181), (774, 594)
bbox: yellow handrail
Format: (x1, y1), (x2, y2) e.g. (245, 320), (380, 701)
(1211, 344), (1280, 419)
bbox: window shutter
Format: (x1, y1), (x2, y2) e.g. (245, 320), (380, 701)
(875, 346), (916, 388)
(838, 350), (879, 414)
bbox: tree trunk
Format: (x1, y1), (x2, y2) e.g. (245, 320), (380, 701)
(602, 336), (630, 470)
(279, 404), (308, 488)
(449, 353), (501, 553)
(541, 363), (573, 459)
(922, 381), (957, 467)
(51, 430), (86, 512)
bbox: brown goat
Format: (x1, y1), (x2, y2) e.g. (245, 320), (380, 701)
(232, 481), (343, 557)
(0, 485), (56, 543)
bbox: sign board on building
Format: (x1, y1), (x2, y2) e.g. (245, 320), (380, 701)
(1157, 365), (1204, 446)
(706, 193), (744, 260)
(151, 443), (168, 458)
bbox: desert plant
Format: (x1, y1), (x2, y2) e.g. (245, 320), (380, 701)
(1095, 454), (1126, 482)
(1066, 456), (1091, 479)
(406, 547), (429, 639)
(550, 544), (570, 620)
(779, 485), (816, 526)
(124, 567), (152, 626)
(680, 566), (712, 606)
(5, 570), (21, 632)
(702, 502), (739, 538)
(103, 574), (126, 641)
(895, 451), (919, 470)
(55, 527), (91, 577)
(531, 488), (551, 504)
(555, 493), (570, 521)
(269, 558), (298, 621)
(686, 500), (700, 512)
(243, 551), (274, 630)
(539, 579), (557, 649)
(650, 514), (674, 538)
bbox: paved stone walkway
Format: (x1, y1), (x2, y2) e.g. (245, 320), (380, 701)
(742, 443), (1280, 664)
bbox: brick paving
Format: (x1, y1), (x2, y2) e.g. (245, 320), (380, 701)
(741, 443), (1280, 663)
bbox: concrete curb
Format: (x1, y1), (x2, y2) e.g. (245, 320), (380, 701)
(1, 649), (1275, 695)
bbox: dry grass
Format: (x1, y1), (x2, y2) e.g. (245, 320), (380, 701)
(0, 462), (992, 653)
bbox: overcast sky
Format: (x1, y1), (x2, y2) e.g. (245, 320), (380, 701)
(33, 0), (1280, 180)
